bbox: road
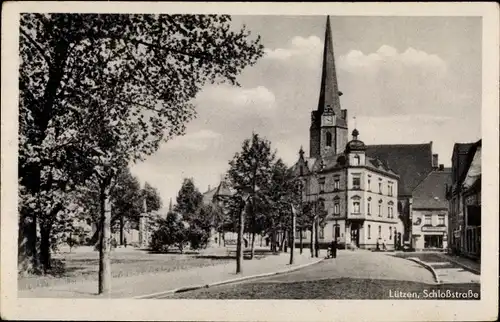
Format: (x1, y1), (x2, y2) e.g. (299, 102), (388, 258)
(166, 250), (480, 299)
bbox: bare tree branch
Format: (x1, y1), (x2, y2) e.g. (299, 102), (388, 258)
(20, 28), (52, 67)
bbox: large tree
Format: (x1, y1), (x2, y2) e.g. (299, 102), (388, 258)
(142, 182), (163, 213)
(228, 133), (275, 260)
(265, 159), (301, 255)
(174, 178), (203, 221)
(18, 13), (263, 292)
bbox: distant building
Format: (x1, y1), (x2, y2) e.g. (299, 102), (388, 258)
(411, 169), (451, 250)
(202, 180), (239, 247)
(446, 140), (481, 260)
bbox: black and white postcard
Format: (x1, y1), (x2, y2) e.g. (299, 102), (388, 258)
(1, 2), (498, 321)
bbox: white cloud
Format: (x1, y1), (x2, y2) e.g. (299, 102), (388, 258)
(263, 36), (322, 64)
(339, 45), (447, 74)
(166, 129), (222, 152)
(196, 85), (276, 110)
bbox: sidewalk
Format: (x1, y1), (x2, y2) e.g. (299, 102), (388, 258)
(18, 251), (321, 299)
(436, 253), (480, 274)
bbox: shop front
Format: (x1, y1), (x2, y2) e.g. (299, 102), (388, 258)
(420, 225), (447, 250)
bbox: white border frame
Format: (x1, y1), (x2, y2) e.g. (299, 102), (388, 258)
(2, 2), (498, 321)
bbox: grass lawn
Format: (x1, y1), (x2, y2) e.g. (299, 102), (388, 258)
(172, 278), (481, 300)
(18, 248), (234, 290)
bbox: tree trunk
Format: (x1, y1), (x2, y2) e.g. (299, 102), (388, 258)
(278, 231), (283, 252)
(119, 216), (124, 245)
(236, 200), (246, 274)
(250, 232), (256, 259)
(39, 225), (51, 273)
(290, 208), (296, 265)
(98, 184), (112, 295)
(18, 210), (38, 274)
(284, 230), (288, 253)
(299, 228), (303, 254)
(315, 219), (320, 258)
(310, 225), (315, 258)
(271, 230), (276, 253)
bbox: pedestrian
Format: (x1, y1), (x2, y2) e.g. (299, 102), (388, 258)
(124, 237), (127, 248)
(331, 238), (337, 258)
(383, 239), (387, 251)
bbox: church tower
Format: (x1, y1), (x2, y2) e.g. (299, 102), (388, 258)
(310, 16), (348, 158)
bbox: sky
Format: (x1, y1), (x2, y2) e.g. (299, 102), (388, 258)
(129, 15), (482, 209)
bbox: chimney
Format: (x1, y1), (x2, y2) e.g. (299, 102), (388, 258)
(439, 164), (444, 171)
(432, 154), (438, 169)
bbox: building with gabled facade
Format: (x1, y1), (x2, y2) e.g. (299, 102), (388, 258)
(290, 16), (449, 250)
(292, 129), (401, 249)
(446, 140), (481, 260)
(411, 169), (451, 250)
(290, 17), (402, 250)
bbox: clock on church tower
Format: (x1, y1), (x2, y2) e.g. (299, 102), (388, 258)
(322, 114), (335, 127)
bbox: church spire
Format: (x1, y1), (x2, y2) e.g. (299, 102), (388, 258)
(317, 16), (342, 116)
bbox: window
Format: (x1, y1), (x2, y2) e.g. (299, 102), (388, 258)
(354, 154), (360, 165)
(319, 226), (325, 239)
(353, 201), (360, 213)
(378, 225), (382, 238)
(334, 178), (340, 190)
(367, 178), (371, 191)
(333, 224), (340, 239)
(352, 176), (361, 189)
(424, 215), (432, 226)
(334, 202), (340, 215)
(424, 235), (443, 249)
(388, 182), (394, 196)
(318, 177), (325, 193)
(367, 201), (371, 215)
(326, 132), (332, 147)
(378, 205), (382, 217)
(438, 215), (445, 226)
(378, 182), (383, 194)
(389, 227), (393, 239)
(367, 225), (371, 239)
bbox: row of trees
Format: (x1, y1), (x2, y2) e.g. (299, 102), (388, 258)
(226, 133), (327, 270)
(150, 133), (327, 273)
(18, 13), (264, 294)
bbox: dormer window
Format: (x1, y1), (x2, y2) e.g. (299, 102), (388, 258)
(354, 154), (360, 165)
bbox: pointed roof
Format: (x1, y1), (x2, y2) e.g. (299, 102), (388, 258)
(317, 16), (342, 116)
